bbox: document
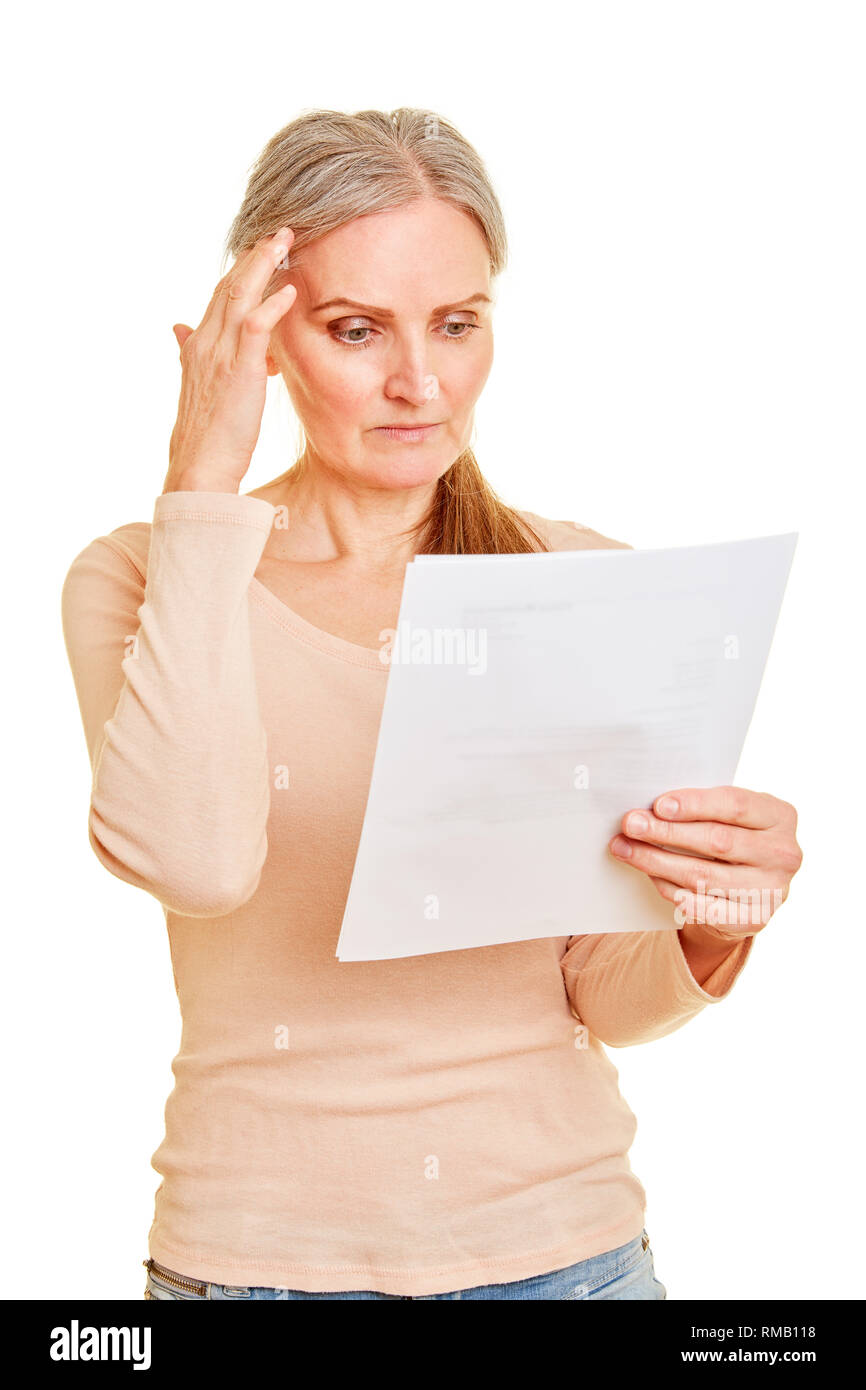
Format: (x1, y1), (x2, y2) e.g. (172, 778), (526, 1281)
(336, 533), (798, 961)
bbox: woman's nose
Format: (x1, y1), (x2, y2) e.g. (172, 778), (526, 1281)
(383, 340), (438, 405)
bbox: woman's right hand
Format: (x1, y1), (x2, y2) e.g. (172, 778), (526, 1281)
(163, 227), (297, 494)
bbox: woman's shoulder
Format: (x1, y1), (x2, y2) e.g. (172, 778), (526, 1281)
(515, 508), (633, 553)
(61, 520), (152, 640)
(63, 520), (152, 589)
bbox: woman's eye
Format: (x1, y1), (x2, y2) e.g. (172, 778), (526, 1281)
(338, 325), (372, 346)
(331, 319), (480, 350)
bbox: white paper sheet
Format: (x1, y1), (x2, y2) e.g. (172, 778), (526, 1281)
(336, 533), (798, 961)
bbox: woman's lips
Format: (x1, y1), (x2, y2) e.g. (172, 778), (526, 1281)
(374, 423), (442, 441)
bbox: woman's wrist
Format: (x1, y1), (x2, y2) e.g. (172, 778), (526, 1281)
(162, 467), (242, 496)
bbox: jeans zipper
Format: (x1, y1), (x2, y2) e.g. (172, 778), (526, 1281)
(143, 1257), (207, 1297)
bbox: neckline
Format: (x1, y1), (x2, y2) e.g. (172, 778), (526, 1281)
(248, 575), (390, 671)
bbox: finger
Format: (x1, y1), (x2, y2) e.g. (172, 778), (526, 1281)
(186, 240), (264, 347)
(173, 323), (194, 355)
(235, 283), (298, 371)
(222, 228), (295, 335)
(647, 878), (761, 934)
(191, 228), (292, 350)
(618, 807), (778, 867)
(608, 835), (788, 897)
(651, 785), (785, 831)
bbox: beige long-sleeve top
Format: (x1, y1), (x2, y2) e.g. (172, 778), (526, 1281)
(61, 489), (754, 1296)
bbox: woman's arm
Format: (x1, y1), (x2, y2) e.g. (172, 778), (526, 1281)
(61, 490), (276, 918)
(560, 925), (754, 1048)
(62, 224), (300, 918)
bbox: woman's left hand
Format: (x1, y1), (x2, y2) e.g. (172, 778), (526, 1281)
(608, 785), (803, 939)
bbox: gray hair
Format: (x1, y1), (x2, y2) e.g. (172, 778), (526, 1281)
(222, 107), (507, 284)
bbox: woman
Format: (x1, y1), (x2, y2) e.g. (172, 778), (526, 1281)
(61, 107), (802, 1301)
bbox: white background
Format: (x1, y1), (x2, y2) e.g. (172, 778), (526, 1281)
(2, 0), (863, 1300)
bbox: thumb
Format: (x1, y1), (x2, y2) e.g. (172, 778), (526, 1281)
(172, 323), (194, 353)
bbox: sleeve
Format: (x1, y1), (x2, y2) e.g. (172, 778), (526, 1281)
(560, 928), (755, 1048)
(61, 490), (277, 919)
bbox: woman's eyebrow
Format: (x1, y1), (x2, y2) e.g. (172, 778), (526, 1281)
(310, 292), (492, 317)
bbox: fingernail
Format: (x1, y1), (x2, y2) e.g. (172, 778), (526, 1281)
(628, 813), (649, 834)
(657, 797), (679, 816)
(610, 836), (632, 857)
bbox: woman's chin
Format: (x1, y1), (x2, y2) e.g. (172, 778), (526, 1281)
(355, 448), (458, 491)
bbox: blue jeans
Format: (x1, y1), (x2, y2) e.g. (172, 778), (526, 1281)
(143, 1229), (666, 1300)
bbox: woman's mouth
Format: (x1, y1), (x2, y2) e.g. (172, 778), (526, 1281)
(373, 424), (442, 442)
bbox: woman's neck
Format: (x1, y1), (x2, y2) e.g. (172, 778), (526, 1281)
(250, 452), (439, 571)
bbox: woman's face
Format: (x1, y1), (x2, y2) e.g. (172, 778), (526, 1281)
(265, 197), (495, 490)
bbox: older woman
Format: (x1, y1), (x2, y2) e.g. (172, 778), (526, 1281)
(61, 107), (802, 1301)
